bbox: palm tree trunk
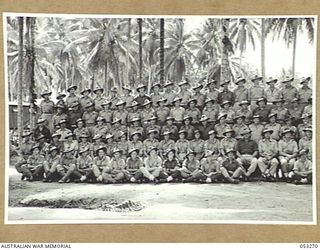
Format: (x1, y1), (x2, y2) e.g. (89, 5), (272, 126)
(17, 17), (24, 143)
(261, 18), (266, 83)
(138, 18), (143, 83)
(104, 61), (108, 92)
(292, 21), (298, 77)
(159, 18), (165, 85)
(126, 18), (131, 85)
(221, 18), (230, 84)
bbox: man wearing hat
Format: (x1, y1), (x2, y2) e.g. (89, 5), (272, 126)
(91, 134), (106, 156)
(74, 147), (94, 182)
(163, 80), (177, 106)
(192, 83), (206, 110)
(180, 116), (195, 141)
(220, 127), (237, 158)
(175, 130), (190, 162)
(289, 149), (312, 184)
(52, 104), (68, 129)
(252, 97), (271, 123)
(217, 80), (235, 105)
(220, 149), (244, 184)
(235, 127), (259, 178)
(248, 115), (264, 143)
(161, 117), (178, 140)
(220, 100), (236, 120)
(93, 87), (106, 112)
(78, 133), (92, 153)
(238, 100), (253, 125)
(56, 148), (81, 183)
(264, 77), (282, 105)
(143, 129), (160, 157)
(196, 149), (222, 183)
(299, 127), (312, 161)
(63, 132), (78, 157)
(278, 129), (298, 179)
(232, 114), (249, 138)
(248, 75), (264, 110)
(298, 77), (312, 108)
(56, 92), (67, 107)
(124, 148), (144, 182)
(66, 85), (79, 108)
(214, 113), (228, 139)
(109, 87), (120, 110)
(79, 88), (94, 111)
(92, 146), (111, 182)
(270, 99), (288, 123)
(128, 117), (144, 140)
(198, 115), (215, 140)
(288, 98), (303, 126)
(150, 82), (162, 108)
(113, 100), (128, 125)
(50, 133), (63, 154)
(55, 119), (72, 142)
(128, 131), (144, 157)
(73, 118), (90, 141)
(155, 97), (170, 126)
(117, 131), (129, 157)
(68, 102), (82, 128)
(134, 84), (151, 109)
(141, 99), (155, 128)
(161, 149), (181, 182)
(189, 130), (205, 161)
(33, 118), (51, 143)
(204, 130), (221, 158)
(127, 101), (142, 123)
(36, 134), (51, 158)
(101, 148), (126, 183)
(233, 77), (248, 111)
(202, 98), (219, 124)
(42, 146), (60, 182)
(141, 147), (165, 183)
(145, 116), (161, 140)
(257, 128), (279, 181)
(39, 90), (55, 132)
(82, 102), (99, 137)
(174, 150), (201, 183)
(105, 133), (116, 157)
(185, 99), (201, 125)
(93, 117), (108, 138)
(99, 100), (114, 124)
(16, 145), (45, 181)
(159, 131), (175, 159)
(264, 113), (281, 141)
(205, 79), (220, 101)
(302, 97), (312, 116)
(121, 85), (134, 107)
(280, 76), (297, 106)
(178, 79), (192, 107)
(170, 97), (186, 129)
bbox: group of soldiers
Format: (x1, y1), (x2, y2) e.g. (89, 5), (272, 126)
(14, 74), (313, 185)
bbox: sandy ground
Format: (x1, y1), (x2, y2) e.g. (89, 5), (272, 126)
(7, 167), (314, 223)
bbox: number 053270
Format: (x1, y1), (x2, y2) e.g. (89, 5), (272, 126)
(300, 244), (319, 248)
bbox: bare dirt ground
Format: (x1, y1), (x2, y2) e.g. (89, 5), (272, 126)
(7, 167), (314, 223)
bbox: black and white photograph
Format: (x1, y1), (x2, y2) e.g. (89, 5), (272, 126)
(4, 14), (317, 224)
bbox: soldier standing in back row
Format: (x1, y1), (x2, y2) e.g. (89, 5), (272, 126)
(39, 90), (55, 132)
(298, 77), (312, 109)
(280, 76), (297, 107)
(248, 75), (264, 110)
(65, 85), (79, 108)
(233, 77), (248, 111)
(264, 77), (282, 106)
(217, 80), (234, 105)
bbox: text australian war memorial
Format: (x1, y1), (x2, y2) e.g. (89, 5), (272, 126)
(8, 17), (313, 185)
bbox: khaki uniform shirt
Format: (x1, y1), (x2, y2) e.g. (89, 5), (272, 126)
(93, 155), (110, 170)
(264, 86), (282, 103)
(202, 106), (219, 123)
(258, 138), (278, 158)
(144, 155), (162, 169)
(264, 123), (281, 141)
(278, 139), (298, 156)
(175, 139), (190, 154)
(77, 155), (93, 170)
(234, 86), (248, 103)
(40, 100), (55, 114)
(66, 94), (79, 107)
(170, 107), (185, 122)
(281, 85), (298, 103)
(249, 124), (265, 142)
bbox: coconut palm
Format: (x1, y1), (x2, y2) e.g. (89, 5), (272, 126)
(159, 18), (165, 85)
(266, 17), (315, 76)
(17, 16), (24, 142)
(229, 18), (260, 68)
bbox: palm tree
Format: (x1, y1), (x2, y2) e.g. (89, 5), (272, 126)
(261, 18), (266, 82)
(159, 18), (165, 85)
(220, 18), (233, 83)
(17, 16), (24, 143)
(229, 18), (260, 68)
(163, 19), (199, 82)
(138, 18), (143, 83)
(266, 17), (314, 76)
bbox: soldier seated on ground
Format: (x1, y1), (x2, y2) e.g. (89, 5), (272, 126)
(220, 149), (245, 184)
(169, 150), (201, 183)
(124, 148), (144, 183)
(288, 149), (312, 185)
(101, 148), (126, 184)
(92, 146), (110, 183)
(140, 147), (166, 184)
(43, 146), (60, 182)
(76, 147), (94, 183)
(162, 149), (180, 182)
(56, 149), (81, 183)
(15, 145), (45, 181)
(196, 149), (222, 183)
